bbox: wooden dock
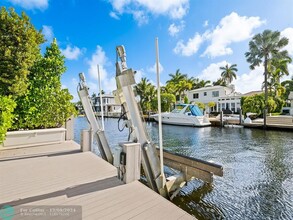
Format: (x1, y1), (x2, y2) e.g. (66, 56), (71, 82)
(243, 116), (293, 130)
(0, 141), (195, 219)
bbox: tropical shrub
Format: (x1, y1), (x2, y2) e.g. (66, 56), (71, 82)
(151, 93), (176, 112)
(242, 94), (265, 117)
(12, 39), (77, 129)
(267, 97), (277, 113)
(0, 7), (44, 97)
(273, 97), (285, 113)
(0, 96), (16, 143)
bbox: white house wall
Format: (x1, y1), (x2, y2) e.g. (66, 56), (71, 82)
(187, 86), (242, 113)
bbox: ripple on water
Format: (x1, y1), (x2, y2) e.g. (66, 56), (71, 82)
(74, 118), (293, 220)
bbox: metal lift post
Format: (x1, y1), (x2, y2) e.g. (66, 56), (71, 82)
(115, 46), (167, 196)
(77, 73), (113, 164)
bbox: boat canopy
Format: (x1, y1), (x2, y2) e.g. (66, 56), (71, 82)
(190, 105), (203, 116)
(172, 104), (203, 116)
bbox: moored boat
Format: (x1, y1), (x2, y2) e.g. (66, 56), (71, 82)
(151, 104), (211, 127)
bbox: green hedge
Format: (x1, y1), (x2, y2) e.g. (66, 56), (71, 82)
(0, 96), (16, 144)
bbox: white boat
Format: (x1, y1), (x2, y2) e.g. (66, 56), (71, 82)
(151, 104), (211, 127)
(216, 114), (243, 124)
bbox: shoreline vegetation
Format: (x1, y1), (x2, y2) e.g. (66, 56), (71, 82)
(0, 7), (77, 144)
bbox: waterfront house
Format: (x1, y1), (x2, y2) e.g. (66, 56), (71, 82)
(92, 94), (121, 116)
(187, 85), (242, 113)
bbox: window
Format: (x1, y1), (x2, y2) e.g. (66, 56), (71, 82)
(221, 103), (225, 110)
(212, 91), (219, 97)
(204, 92), (207, 96)
(193, 93), (199, 99)
(231, 103), (235, 112)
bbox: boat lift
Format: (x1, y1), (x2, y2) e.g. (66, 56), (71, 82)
(77, 73), (113, 164)
(77, 45), (223, 198)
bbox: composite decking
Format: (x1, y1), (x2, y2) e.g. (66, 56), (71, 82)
(0, 142), (194, 219)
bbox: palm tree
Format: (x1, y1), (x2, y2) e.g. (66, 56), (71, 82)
(219, 64), (238, 85)
(197, 79), (211, 88)
(245, 29), (290, 127)
(166, 69), (188, 101)
(213, 78), (227, 86)
(281, 76), (293, 101)
(135, 77), (156, 112)
(186, 76), (200, 89)
(135, 77), (149, 99)
(166, 69), (187, 84)
(270, 57), (292, 83)
(176, 80), (192, 102)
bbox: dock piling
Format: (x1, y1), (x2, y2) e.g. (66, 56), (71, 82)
(81, 129), (92, 152)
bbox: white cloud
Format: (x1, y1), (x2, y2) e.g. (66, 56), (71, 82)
(132, 10), (149, 25)
(88, 46), (108, 81)
(234, 66), (264, 94)
(110, 0), (131, 13)
(173, 33), (203, 56)
(61, 45), (84, 60)
(88, 82), (99, 92)
(42, 25), (54, 42)
(109, 11), (120, 20)
(109, 0), (189, 24)
(135, 0), (189, 19)
(198, 61), (228, 82)
(134, 69), (143, 82)
(281, 27), (293, 56)
(148, 62), (164, 73)
(8, 0), (48, 10)
(168, 21), (185, 36)
(102, 77), (117, 93)
(203, 12), (265, 58)
(87, 46), (116, 93)
(203, 20), (208, 27)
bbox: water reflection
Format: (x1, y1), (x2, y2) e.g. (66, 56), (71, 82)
(74, 117), (293, 220)
(173, 181), (224, 220)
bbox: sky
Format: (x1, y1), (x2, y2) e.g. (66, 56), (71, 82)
(2, 0), (293, 101)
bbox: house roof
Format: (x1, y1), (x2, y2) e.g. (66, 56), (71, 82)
(189, 85), (226, 92)
(219, 91), (242, 98)
(96, 94), (115, 98)
(242, 91), (263, 97)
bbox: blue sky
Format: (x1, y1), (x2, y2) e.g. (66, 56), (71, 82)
(2, 0), (293, 101)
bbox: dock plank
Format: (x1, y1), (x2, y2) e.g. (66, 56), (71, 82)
(0, 140), (81, 161)
(0, 143), (195, 219)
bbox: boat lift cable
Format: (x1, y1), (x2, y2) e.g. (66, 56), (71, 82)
(118, 105), (127, 132)
(117, 105), (135, 141)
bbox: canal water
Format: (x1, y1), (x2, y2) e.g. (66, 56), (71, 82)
(74, 116), (293, 220)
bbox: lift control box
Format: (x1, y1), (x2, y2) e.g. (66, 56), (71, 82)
(113, 142), (141, 184)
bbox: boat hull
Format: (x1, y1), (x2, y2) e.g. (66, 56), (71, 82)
(151, 113), (211, 127)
